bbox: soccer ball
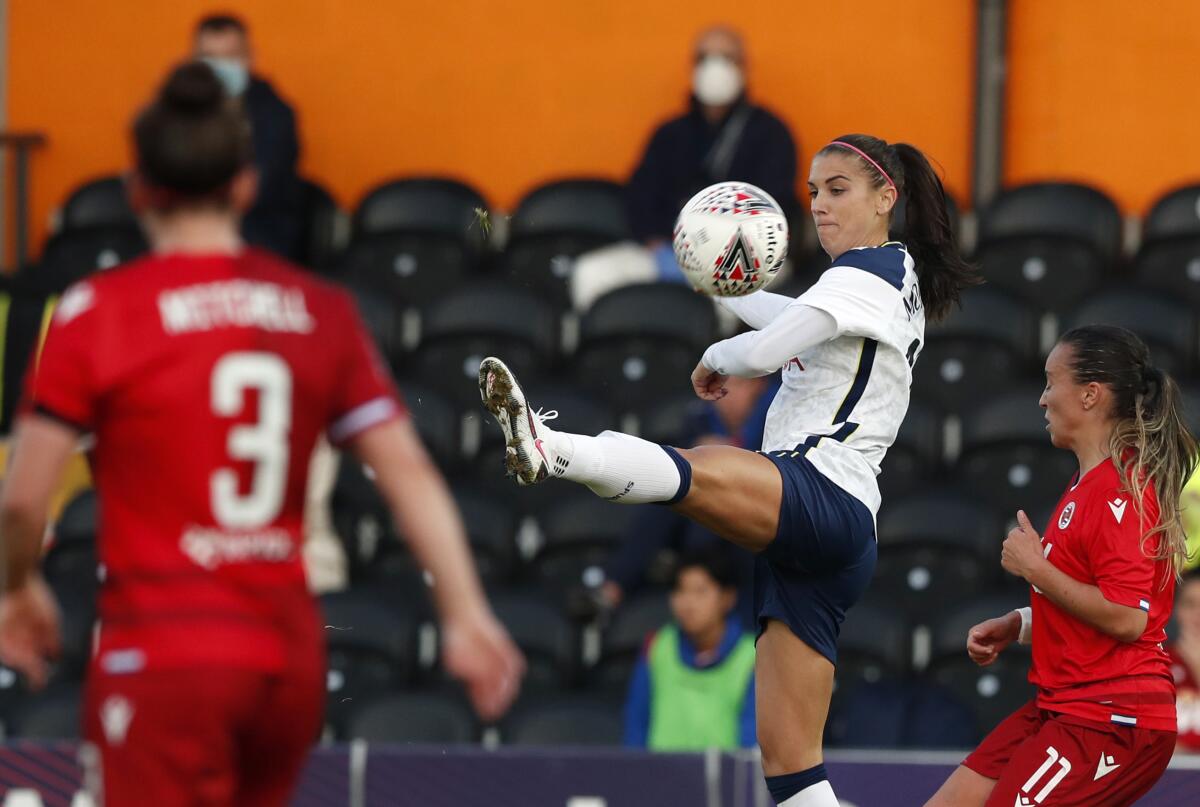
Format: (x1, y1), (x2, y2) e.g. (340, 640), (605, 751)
(672, 181), (788, 297)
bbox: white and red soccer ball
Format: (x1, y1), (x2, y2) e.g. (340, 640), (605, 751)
(672, 181), (788, 297)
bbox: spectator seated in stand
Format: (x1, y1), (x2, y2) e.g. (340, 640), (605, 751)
(623, 549), (756, 751)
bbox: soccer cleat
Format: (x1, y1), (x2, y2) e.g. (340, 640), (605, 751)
(478, 357), (564, 486)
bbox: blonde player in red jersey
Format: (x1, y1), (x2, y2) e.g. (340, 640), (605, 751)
(926, 325), (1199, 807)
(0, 62), (523, 806)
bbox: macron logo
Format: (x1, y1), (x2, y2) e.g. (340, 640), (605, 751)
(1094, 752), (1120, 781)
(1108, 497), (1127, 524)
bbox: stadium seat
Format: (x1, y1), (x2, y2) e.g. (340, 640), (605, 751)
(0, 664), (27, 736)
(398, 380), (463, 470)
(11, 686), (82, 740)
(503, 694), (624, 746)
(35, 225), (148, 293)
(43, 490), (99, 595)
(573, 285), (717, 409)
(976, 182), (1123, 262)
(874, 489), (1006, 624)
(629, 393), (707, 446)
(345, 691), (478, 744)
(590, 592), (672, 693)
(1062, 287), (1196, 375)
(501, 179), (633, 309)
(336, 232), (474, 311)
(878, 401), (943, 498)
(297, 177), (346, 271)
(1143, 184), (1200, 244)
(1136, 186), (1200, 307)
(927, 595), (1035, 738)
(320, 589), (422, 734)
(912, 287), (1040, 413)
(50, 584), (96, 684)
(530, 490), (640, 591)
(972, 237), (1107, 314)
(488, 591), (579, 690)
(348, 286), (404, 369)
(411, 285), (559, 409)
(59, 175), (137, 230)
(449, 483), (520, 583)
(353, 177), (490, 251)
(826, 680), (977, 749)
(330, 460), (412, 582)
(835, 598), (911, 688)
(957, 386), (1081, 517)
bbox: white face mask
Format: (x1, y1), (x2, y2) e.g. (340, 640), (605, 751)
(202, 57), (249, 97)
(692, 56), (743, 107)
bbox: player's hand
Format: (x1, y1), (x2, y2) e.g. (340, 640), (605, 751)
(0, 576), (62, 690)
(441, 609), (525, 722)
(966, 612), (1020, 667)
(1001, 510), (1046, 583)
(691, 362), (728, 401)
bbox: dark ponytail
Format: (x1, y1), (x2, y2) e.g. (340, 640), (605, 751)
(1059, 325), (1200, 578)
(133, 61), (252, 204)
(819, 134), (980, 322)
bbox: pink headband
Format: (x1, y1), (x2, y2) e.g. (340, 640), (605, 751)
(828, 140), (896, 190)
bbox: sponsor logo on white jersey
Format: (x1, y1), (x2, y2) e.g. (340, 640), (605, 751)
(1108, 497), (1127, 524)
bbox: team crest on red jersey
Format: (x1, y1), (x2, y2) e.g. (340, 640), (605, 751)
(1058, 501), (1076, 529)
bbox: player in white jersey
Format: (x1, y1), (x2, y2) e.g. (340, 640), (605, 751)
(480, 134), (977, 807)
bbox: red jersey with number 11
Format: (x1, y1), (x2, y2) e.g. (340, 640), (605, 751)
(23, 248), (405, 673)
(1029, 459), (1176, 731)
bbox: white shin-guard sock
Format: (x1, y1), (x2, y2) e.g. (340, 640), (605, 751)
(555, 430), (685, 504)
(778, 780), (838, 807)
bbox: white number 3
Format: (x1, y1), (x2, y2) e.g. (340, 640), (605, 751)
(210, 352), (292, 529)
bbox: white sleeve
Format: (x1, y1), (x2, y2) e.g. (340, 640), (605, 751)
(701, 304), (837, 378)
(716, 291), (795, 330)
(1017, 607), (1033, 645)
(798, 266), (902, 341)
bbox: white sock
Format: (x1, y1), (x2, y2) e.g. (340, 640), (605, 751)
(550, 430), (684, 504)
(778, 781), (838, 807)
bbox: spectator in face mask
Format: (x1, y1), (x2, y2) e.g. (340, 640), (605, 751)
(571, 26), (798, 310)
(194, 13), (303, 261)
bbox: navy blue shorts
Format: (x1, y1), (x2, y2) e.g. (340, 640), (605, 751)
(755, 450), (877, 665)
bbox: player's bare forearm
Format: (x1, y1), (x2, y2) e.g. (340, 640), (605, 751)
(1024, 561), (1147, 643)
(347, 420), (489, 623)
(0, 416), (78, 593)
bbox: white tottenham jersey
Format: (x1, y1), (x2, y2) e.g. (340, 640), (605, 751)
(763, 243), (923, 516)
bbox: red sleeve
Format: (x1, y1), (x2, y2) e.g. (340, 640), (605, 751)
(1088, 485), (1160, 614)
(20, 282), (101, 432)
(326, 292), (407, 445)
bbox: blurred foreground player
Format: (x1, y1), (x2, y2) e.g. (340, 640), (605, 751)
(0, 63), (522, 806)
(926, 326), (1198, 807)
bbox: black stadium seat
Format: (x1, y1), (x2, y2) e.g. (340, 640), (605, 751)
(957, 386), (1078, 517)
(835, 597), (911, 689)
(574, 284), (716, 409)
(874, 488), (1006, 624)
(320, 590), (422, 734)
(60, 175), (137, 230)
(590, 592), (671, 693)
(878, 401), (943, 498)
(345, 691), (478, 744)
(43, 490), (99, 595)
(973, 182), (1120, 311)
(530, 490), (640, 590)
(353, 177), (490, 247)
(826, 680), (976, 749)
(348, 286), (403, 368)
(1142, 184), (1200, 243)
(488, 591), (579, 690)
(1063, 287), (1196, 375)
(632, 393), (708, 446)
(297, 177), (346, 272)
(36, 226), (148, 293)
(412, 285), (559, 409)
(449, 483), (521, 583)
(11, 686), (83, 740)
(501, 179), (633, 309)
(912, 287), (1040, 413)
(503, 694), (624, 746)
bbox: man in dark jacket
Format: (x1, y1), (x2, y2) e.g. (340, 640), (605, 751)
(628, 26), (798, 257)
(194, 14), (303, 260)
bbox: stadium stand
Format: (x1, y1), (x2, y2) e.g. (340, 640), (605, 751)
(345, 691), (479, 744)
(503, 694), (624, 746)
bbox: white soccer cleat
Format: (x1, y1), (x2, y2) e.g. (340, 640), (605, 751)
(478, 357), (565, 486)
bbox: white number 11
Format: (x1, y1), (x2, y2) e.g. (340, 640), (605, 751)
(210, 352), (292, 529)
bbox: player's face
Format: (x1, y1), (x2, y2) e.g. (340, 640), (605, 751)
(808, 153), (893, 260)
(1041, 343), (1089, 449)
(1179, 578), (1200, 643)
(670, 568), (734, 638)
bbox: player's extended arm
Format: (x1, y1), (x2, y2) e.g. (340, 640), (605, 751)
(1002, 510), (1148, 643)
(716, 291), (796, 330)
(0, 414), (76, 688)
(701, 303), (837, 378)
(346, 419), (524, 719)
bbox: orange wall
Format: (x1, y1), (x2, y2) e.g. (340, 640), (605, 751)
(1006, 0), (1200, 214)
(6, 1), (974, 256)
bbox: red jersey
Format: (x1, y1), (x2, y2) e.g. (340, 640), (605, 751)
(1029, 458), (1177, 731)
(23, 248), (404, 673)
(1167, 644), (1200, 749)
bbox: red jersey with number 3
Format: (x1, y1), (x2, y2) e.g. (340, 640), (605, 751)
(23, 248), (405, 673)
(1029, 458), (1176, 731)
